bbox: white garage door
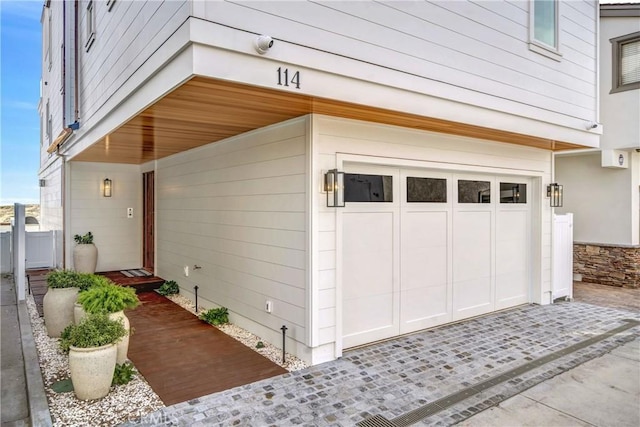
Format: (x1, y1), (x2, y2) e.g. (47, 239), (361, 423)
(342, 164), (531, 349)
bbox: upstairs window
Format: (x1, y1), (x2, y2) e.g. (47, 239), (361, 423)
(529, 0), (561, 60)
(611, 32), (640, 93)
(85, 1), (96, 51)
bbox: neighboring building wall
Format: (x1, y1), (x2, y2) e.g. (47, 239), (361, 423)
(154, 117), (310, 361)
(40, 159), (64, 268)
(555, 153), (635, 245)
(68, 162), (142, 272)
(600, 11), (640, 150)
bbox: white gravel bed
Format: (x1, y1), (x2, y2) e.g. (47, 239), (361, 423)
(166, 294), (309, 372)
(26, 295), (164, 427)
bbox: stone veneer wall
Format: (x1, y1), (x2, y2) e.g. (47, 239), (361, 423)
(573, 243), (640, 289)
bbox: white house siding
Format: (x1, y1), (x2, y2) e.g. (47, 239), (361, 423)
(39, 159), (64, 269)
(312, 115), (552, 358)
(78, 0), (189, 126)
(600, 14), (640, 149)
(154, 117), (311, 362)
(68, 162), (142, 272)
(556, 152), (640, 246)
(197, 0), (598, 133)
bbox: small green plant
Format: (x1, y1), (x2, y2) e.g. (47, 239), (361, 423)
(156, 280), (179, 296)
(47, 270), (98, 290)
(78, 283), (140, 314)
(199, 307), (229, 325)
(60, 314), (126, 353)
(73, 232), (94, 244)
(112, 362), (135, 386)
(256, 341), (265, 349)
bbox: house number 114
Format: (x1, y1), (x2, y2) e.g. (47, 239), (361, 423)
(277, 67), (301, 89)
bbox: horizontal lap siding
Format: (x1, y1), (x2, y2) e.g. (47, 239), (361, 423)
(79, 0), (189, 124)
(156, 118), (309, 341)
(202, 0), (596, 121)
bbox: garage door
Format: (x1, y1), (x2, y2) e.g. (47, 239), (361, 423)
(342, 164), (531, 349)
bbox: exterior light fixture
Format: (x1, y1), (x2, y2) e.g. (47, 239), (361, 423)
(103, 178), (112, 197)
(324, 169), (345, 207)
(547, 183), (563, 207)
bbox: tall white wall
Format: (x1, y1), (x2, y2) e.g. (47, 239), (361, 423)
(600, 14), (640, 150)
(68, 162), (142, 271)
(556, 152), (639, 245)
(155, 117), (310, 360)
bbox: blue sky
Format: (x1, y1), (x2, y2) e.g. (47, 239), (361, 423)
(1, 0), (42, 205)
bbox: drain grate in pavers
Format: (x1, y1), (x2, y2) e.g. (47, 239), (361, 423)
(360, 319), (640, 427)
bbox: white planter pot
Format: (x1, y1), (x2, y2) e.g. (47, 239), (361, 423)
(43, 287), (79, 338)
(74, 302), (87, 324)
(69, 343), (117, 400)
(109, 311), (130, 365)
(73, 243), (98, 273)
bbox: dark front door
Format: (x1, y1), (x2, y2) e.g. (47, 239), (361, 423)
(143, 171), (154, 272)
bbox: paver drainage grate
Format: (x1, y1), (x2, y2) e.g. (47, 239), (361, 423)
(358, 319), (640, 427)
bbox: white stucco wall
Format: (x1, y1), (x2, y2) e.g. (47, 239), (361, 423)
(556, 152), (639, 245)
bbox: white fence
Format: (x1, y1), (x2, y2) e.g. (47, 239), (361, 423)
(552, 213), (574, 301)
(26, 231), (55, 269)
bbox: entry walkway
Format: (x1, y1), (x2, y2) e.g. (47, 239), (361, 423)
(126, 300), (639, 426)
(126, 291), (287, 405)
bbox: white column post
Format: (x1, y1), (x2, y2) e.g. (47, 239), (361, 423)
(13, 203), (26, 301)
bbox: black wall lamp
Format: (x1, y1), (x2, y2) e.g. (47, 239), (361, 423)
(103, 178), (112, 197)
(547, 183), (563, 207)
(324, 169), (345, 207)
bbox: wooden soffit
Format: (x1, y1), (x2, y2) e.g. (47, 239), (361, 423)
(71, 76), (583, 164)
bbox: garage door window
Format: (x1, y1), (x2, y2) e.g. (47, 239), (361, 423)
(458, 180), (491, 203)
(500, 183), (527, 204)
(344, 174), (393, 202)
(407, 177), (447, 202)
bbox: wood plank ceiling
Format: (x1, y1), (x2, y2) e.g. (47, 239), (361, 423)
(71, 76), (584, 164)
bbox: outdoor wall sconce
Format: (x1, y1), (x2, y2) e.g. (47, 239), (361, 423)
(324, 169), (345, 207)
(103, 178), (112, 197)
(547, 183), (563, 207)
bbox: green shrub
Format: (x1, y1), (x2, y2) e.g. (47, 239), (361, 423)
(112, 362), (135, 386)
(77, 283), (140, 314)
(199, 307), (229, 325)
(60, 314), (126, 353)
(73, 232), (94, 244)
(256, 341), (265, 349)
(156, 280), (179, 296)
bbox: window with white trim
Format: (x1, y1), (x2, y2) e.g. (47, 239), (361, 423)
(46, 100), (52, 145)
(611, 32), (640, 93)
(47, 11), (52, 70)
(85, 1), (95, 52)
(529, 0), (561, 60)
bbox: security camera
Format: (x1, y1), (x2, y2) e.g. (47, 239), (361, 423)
(254, 35), (274, 54)
(586, 121), (599, 130)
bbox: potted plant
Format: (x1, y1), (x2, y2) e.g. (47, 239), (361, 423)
(73, 274), (112, 324)
(43, 270), (87, 337)
(77, 283), (140, 364)
(60, 314), (126, 400)
(73, 231), (98, 273)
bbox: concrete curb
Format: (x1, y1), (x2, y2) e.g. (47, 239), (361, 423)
(17, 299), (52, 426)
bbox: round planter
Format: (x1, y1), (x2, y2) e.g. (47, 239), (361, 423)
(73, 302), (87, 324)
(69, 343), (117, 400)
(43, 287), (79, 338)
(73, 243), (98, 273)
(109, 311), (130, 365)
